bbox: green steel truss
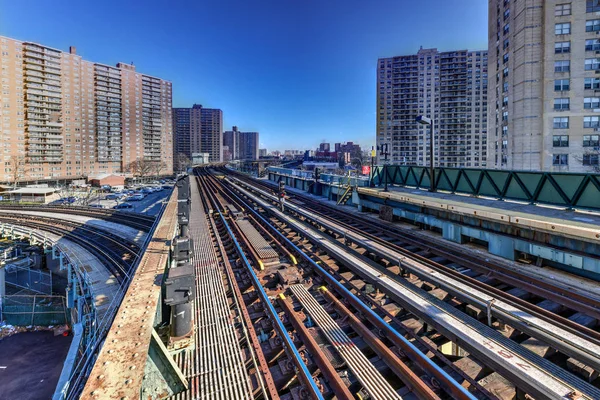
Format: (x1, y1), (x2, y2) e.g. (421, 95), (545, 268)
(371, 166), (600, 210)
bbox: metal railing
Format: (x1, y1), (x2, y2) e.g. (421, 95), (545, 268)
(372, 165), (600, 211)
(0, 294), (67, 326)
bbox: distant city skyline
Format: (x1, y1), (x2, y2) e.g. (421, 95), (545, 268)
(0, 0), (488, 151)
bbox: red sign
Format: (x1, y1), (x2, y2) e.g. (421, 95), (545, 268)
(362, 166), (371, 175)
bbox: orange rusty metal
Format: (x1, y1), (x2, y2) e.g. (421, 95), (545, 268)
(82, 189), (179, 399)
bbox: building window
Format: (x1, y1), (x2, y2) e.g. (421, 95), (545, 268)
(503, 38), (510, 50)
(585, 78), (600, 90)
(555, 23), (571, 35)
(503, 67), (509, 77)
(556, 3), (571, 16)
(503, 24), (510, 35)
(502, 126), (508, 135)
(585, 58), (600, 70)
(553, 117), (569, 129)
(503, 82), (509, 92)
(555, 79), (570, 91)
(583, 134), (600, 147)
(502, 111), (509, 121)
(586, 19), (600, 32)
(502, 96), (509, 107)
(553, 154), (569, 166)
(585, 97), (600, 109)
(555, 42), (570, 53)
(503, 53), (509, 64)
(586, 39), (600, 52)
(554, 98), (570, 110)
(553, 135), (569, 147)
(504, 9), (510, 20)
(584, 116), (600, 128)
(555, 60), (570, 72)
(587, 0), (600, 13)
(583, 154), (599, 165)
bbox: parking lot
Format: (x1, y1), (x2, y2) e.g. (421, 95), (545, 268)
(88, 186), (172, 216)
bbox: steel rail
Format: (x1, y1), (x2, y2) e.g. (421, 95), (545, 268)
(0, 204), (155, 231)
(194, 175), (254, 400)
(0, 213), (141, 252)
(197, 172), (324, 400)
(208, 170), (476, 400)
(226, 175), (600, 400)
(290, 284), (403, 400)
(0, 217), (134, 282)
(196, 175), (276, 400)
(230, 176), (600, 366)
(277, 295), (354, 400)
(318, 286), (441, 400)
(235, 170), (600, 319)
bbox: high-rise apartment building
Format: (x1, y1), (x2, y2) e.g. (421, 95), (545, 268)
(0, 36), (173, 181)
(222, 128), (236, 161)
(200, 107), (223, 162)
(222, 126), (259, 161)
(377, 48), (488, 168)
(488, 0), (600, 172)
(172, 104), (222, 163)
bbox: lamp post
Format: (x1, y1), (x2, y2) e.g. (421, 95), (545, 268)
(370, 146), (375, 188)
(378, 143), (390, 192)
(416, 115), (436, 192)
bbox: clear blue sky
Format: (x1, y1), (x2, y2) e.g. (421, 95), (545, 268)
(0, 0), (487, 152)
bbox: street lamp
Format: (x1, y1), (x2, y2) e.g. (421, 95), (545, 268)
(416, 115), (436, 192)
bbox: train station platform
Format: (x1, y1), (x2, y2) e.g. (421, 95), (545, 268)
(263, 168), (600, 278)
(354, 186), (600, 277)
(357, 186), (600, 243)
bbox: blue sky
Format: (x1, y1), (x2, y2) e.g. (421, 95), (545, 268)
(0, 0), (487, 152)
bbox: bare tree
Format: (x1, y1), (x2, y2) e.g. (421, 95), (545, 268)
(79, 186), (97, 206)
(9, 155), (28, 189)
(151, 160), (167, 179)
(176, 153), (191, 172)
(127, 158), (154, 182)
(574, 149), (600, 173)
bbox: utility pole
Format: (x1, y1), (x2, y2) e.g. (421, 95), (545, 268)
(378, 143), (390, 192)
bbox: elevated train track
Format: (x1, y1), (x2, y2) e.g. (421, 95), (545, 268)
(200, 167), (600, 399)
(0, 204), (156, 231)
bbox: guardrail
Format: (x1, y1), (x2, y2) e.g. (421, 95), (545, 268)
(57, 198), (169, 400)
(372, 165), (600, 211)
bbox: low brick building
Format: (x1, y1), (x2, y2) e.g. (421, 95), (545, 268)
(88, 174), (125, 188)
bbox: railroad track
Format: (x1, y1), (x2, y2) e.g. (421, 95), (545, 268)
(0, 204), (156, 232)
(224, 167), (600, 317)
(195, 169), (480, 399)
(0, 214), (139, 282)
(199, 167), (600, 399)
(225, 169), (600, 337)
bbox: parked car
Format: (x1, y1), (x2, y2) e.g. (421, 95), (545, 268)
(126, 194), (144, 202)
(88, 204), (104, 208)
(115, 203), (133, 209)
(140, 187), (153, 194)
(105, 194), (119, 200)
